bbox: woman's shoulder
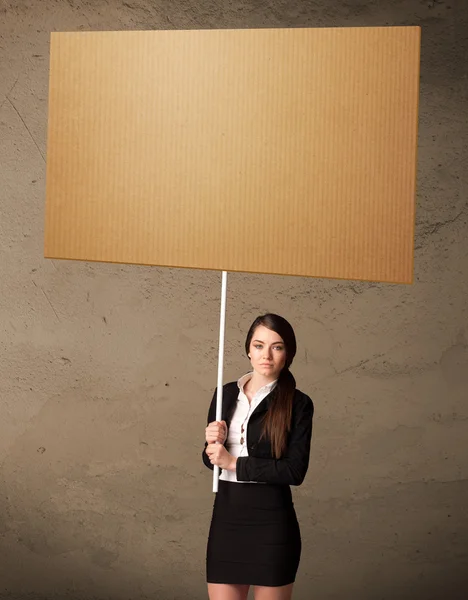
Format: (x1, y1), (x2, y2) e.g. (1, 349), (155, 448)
(293, 387), (314, 413)
(220, 381), (240, 397)
(224, 380), (239, 391)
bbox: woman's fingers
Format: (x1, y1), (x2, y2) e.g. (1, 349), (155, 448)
(206, 443), (219, 456)
(220, 420), (227, 439)
(206, 444), (218, 463)
(206, 443), (231, 469)
(205, 420), (228, 443)
(205, 432), (224, 443)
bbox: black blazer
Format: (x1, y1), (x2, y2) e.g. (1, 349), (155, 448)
(202, 381), (314, 486)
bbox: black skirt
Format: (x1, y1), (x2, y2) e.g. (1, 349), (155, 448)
(206, 480), (301, 587)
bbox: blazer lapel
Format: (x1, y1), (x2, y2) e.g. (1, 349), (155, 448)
(222, 381), (277, 423)
(250, 387), (277, 418)
(222, 382), (240, 424)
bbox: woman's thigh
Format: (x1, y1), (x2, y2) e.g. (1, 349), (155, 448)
(253, 583), (294, 600)
(207, 583), (250, 600)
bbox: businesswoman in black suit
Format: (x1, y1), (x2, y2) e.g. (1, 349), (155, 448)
(202, 313), (314, 600)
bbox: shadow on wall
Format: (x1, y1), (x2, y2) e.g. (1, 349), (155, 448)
(0, 566), (468, 600)
(1, 480), (468, 600)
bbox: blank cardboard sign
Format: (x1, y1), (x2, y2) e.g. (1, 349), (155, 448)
(44, 26), (420, 283)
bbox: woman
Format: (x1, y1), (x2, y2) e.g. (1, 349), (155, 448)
(202, 313), (314, 600)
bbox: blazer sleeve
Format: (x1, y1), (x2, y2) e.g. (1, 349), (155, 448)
(236, 393), (314, 486)
(202, 387), (218, 471)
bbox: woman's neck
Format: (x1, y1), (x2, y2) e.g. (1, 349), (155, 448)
(247, 371), (277, 395)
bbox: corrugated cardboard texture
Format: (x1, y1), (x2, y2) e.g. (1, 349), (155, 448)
(44, 26), (420, 283)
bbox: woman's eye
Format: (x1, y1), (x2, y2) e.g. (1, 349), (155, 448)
(254, 345), (283, 350)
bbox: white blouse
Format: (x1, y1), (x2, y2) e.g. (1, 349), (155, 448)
(219, 371), (278, 483)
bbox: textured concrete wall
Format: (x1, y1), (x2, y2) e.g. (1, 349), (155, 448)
(1, 1), (467, 599)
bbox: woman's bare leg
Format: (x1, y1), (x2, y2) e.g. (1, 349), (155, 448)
(208, 583), (250, 600)
(253, 583), (294, 600)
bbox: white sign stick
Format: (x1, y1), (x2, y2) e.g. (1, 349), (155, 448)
(213, 270), (228, 493)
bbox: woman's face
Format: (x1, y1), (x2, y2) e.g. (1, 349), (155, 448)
(248, 324), (287, 381)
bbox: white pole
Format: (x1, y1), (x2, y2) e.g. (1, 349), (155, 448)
(213, 270), (228, 493)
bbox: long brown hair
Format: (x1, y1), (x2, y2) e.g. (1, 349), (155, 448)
(245, 313), (297, 459)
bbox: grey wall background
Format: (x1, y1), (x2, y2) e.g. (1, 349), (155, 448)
(1, 1), (467, 599)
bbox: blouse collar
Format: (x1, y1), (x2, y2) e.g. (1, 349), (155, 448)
(237, 371), (278, 394)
